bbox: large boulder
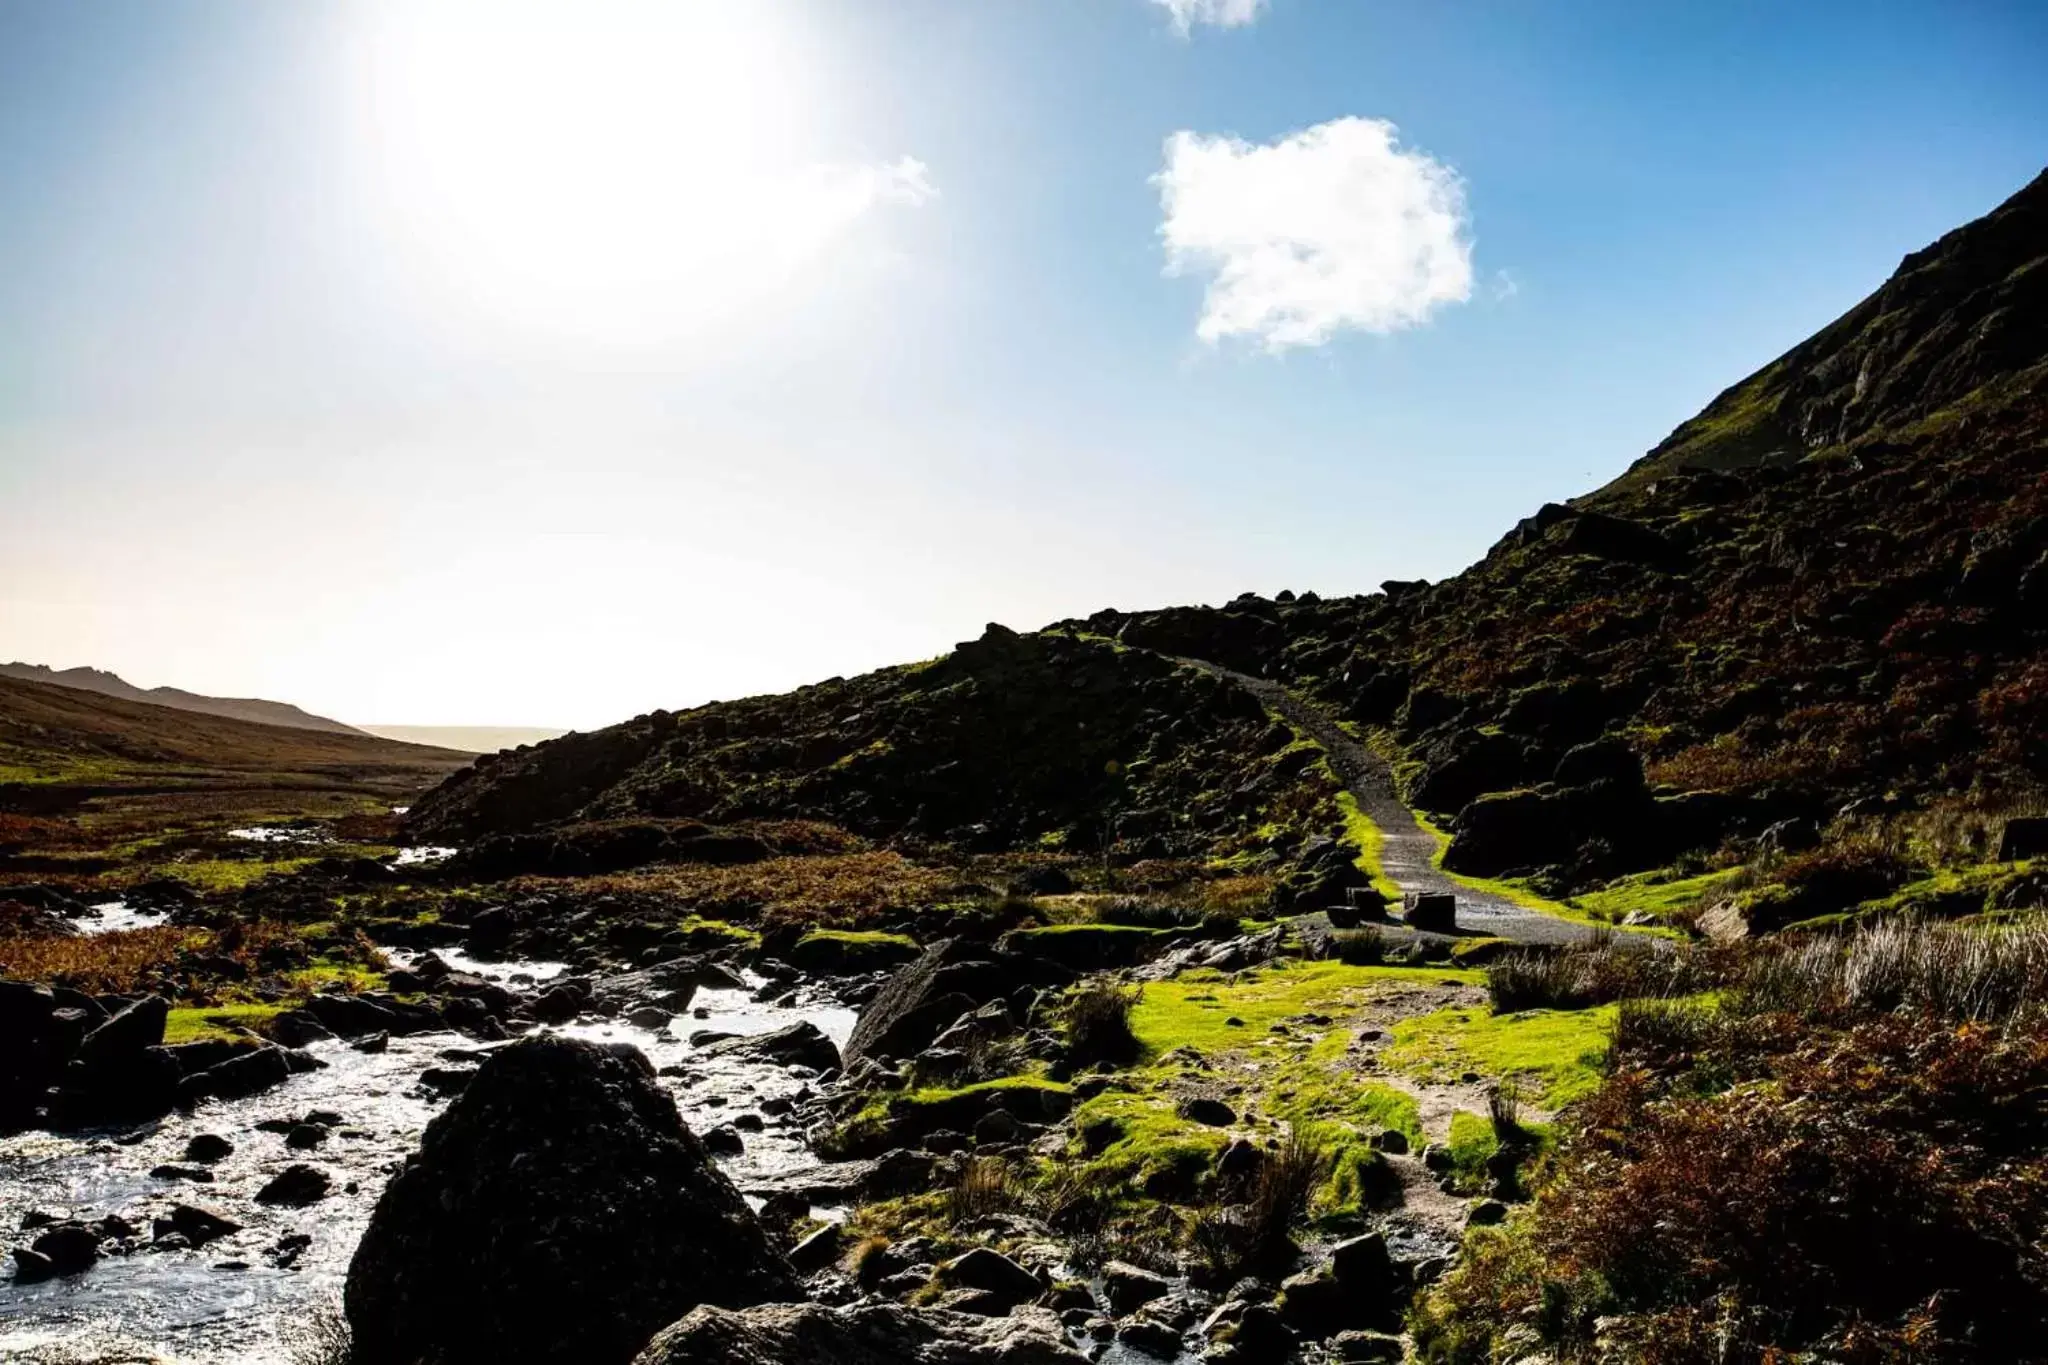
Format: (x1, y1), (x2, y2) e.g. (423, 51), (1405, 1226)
(0, 980), (63, 1131)
(345, 1035), (798, 1365)
(633, 1301), (1084, 1365)
(844, 940), (1023, 1068)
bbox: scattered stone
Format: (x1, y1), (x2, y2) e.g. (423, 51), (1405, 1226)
(703, 1124), (745, 1156)
(256, 1164), (331, 1207)
(1468, 1198), (1509, 1227)
(632, 1301), (1085, 1365)
(285, 1124), (328, 1150)
(936, 1246), (1044, 1304)
(185, 1133), (234, 1163)
(1116, 1318), (1184, 1359)
(1101, 1260), (1171, 1317)
(165, 1203), (241, 1248)
(150, 1163), (214, 1183)
(30, 1223), (101, 1276)
(701, 1021), (842, 1073)
(1176, 1096), (1236, 1127)
(788, 1225), (844, 1274)
(1370, 1128), (1409, 1155)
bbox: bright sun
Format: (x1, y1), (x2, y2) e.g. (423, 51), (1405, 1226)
(344, 0), (918, 347)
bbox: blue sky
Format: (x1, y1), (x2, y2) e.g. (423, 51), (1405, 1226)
(2, 0), (2044, 728)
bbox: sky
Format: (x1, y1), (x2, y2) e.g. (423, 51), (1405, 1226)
(1, 1), (2044, 730)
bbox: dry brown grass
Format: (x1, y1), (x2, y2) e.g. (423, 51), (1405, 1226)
(0, 925), (197, 994)
(543, 850), (954, 930)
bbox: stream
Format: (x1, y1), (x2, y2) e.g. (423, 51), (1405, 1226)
(0, 949), (857, 1364)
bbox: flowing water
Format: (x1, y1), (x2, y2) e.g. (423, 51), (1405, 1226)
(0, 962), (857, 1364)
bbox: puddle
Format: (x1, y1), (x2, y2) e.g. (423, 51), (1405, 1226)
(68, 903), (169, 936)
(0, 962), (858, 1363)
(391, 847), (454, 868)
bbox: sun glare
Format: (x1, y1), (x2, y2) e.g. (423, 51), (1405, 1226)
(345, 0), (904, 346)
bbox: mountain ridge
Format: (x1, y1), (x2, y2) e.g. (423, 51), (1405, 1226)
(0, 661), (366, 737)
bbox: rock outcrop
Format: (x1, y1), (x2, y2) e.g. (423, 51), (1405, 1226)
(345, 1035), (798, 1365)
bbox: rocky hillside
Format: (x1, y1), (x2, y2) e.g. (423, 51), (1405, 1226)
(1081, 170), (2048, 890)
(406, 625), (1343, 871)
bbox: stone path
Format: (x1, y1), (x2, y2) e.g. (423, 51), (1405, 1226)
(1182, 660), (1600, 946)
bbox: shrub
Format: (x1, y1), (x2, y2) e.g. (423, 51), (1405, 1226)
(948, 1157), (1012, 1226)
(1485, 940), (1706, 1013)
(1063, 981), (1141, 1066)
(1327, 926), (1390, 965)
(1732, 917), (2048, 1023)
(1190, 1126), (1327, 1282)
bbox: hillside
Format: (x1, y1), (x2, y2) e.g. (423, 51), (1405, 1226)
(407, 624), (1347, 881)
(0, 661), (364, 736)
(1079, 170), (2048, 904)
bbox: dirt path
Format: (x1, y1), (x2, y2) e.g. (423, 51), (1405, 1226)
(1183, 660), (1600, 946)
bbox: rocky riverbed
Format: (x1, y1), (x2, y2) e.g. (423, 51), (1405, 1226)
(0, 952), (859, 1364)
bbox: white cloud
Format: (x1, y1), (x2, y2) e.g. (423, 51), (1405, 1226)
(1151, 0), (1267, 34)
(1154, 117), (1474, 351)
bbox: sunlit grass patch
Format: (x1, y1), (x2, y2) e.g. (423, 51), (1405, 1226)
(164, 1002), (285, 1043)
(1568, 866), (1746, 925)
(1336, 791), (1404, 902)
(1131, 961), (1483, 1058)
(1385, 1002), (1617, 1107)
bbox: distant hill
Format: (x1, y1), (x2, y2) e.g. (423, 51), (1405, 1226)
(0, 673), (469, 786)
(357, 725), (570, 755)
(0, 662), (364, 736)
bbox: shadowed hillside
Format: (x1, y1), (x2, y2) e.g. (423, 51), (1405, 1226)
(406, 624), (1346, 875)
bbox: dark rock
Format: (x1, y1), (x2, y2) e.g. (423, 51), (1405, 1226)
(631, 1301), (1084, 1365)
(1370, 1128), (1409, 1155)
(10, 1247), (56, 1283)
(1999, 817), (2048, 863)
(185, 1133), (234, 1163)
(1101, 1260), (1171, 1316)
(1467, 1198), (1509, 1227)
(150, 1163), (214, 1182)
(844, 940), (1019, 1068)
(789, 1225), (844, 1274)
(701, 1021), (841, 1073)
(165, 1203), (241, 1247)
(935, 1247), (1043, 1303)
(344, 1035), (797, 1365)
(1330, 1233), (1393, 1294)
(703, 1124), (745, 1156)
(286, 1124), (328, 1150)
(76, 995), (168, 1069)
(417, 1066), (476, 1096)
(256, 1164), (331, 1207)
(1176, 1096), (1235, 1127)
(179, 1044), (294, 1104)
(1403, 892), (1457, 932)
(1116, 1318), (1183, 1358)
(1217, 1137), (1262, 1178)
(31, 1223), (100, 1275)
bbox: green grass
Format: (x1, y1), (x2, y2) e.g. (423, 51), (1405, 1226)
(1267, 1028), (1425, 1145)
(1567, 866), (1746, 925)
(1068, 1088), (1229, 1195)
(796, 928), (918, 947)
(164, 1002), (285, 1044)
(1336, 791), (1404, 901)
(1131, 960), (1483, 1059)
(165, 857), (318, 892)
(1384, 1002), (1617, 1108)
